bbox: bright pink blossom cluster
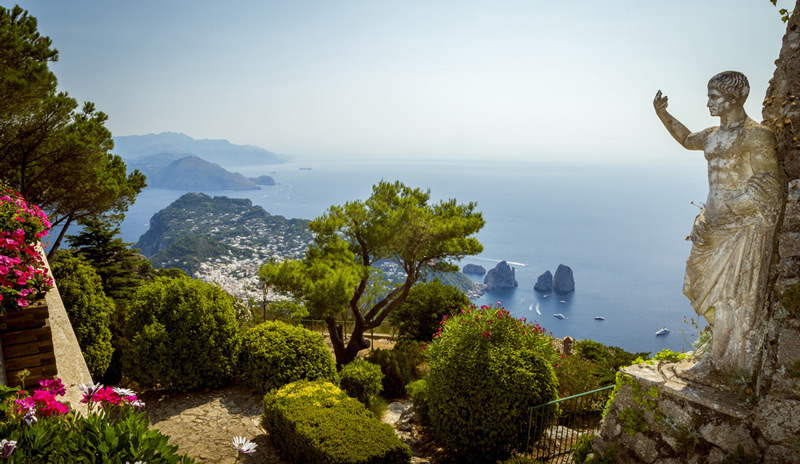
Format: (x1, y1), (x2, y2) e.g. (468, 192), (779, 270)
(14, 379), (70, 421)
(80, 384), (145, 409)
(0, 184), (53, 313)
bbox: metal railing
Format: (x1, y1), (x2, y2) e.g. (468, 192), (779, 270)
(298, 319), (397, 349)
(525, 385), (614, 462)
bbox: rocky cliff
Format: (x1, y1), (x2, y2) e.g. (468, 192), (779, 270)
(534, 270), (554, 292)
(553, 264), (574, 293)
(483, 261), (518, 290)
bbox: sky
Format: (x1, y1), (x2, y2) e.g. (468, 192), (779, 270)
(8, 0), (795, 162)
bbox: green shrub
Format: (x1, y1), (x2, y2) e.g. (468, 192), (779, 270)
(405, 379), (430, 426)
(388, 278), (470, 341)
(240, 320), (337, 395)
(571, 433), (595, 464)
(365, 339), (425, 399)
(340, 359), (383, 406)
(50, 250), (115, 379)
(554, 355), (601, 398)
(123, 276), (241, 391)
(425, 304), (559, 463)
(574, 339), (648, 385)
(262, 380), (411, 464)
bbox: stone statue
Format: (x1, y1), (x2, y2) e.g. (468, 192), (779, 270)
(654, 71), (782, 372)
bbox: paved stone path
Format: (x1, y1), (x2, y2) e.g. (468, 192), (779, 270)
(141, 382), (288, 464)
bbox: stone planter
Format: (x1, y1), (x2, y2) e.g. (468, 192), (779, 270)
(0, 298), (57, 388)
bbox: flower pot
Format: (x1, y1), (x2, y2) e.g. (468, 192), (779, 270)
(0, 298), (56, 388)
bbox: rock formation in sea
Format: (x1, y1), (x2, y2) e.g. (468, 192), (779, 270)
(483, 261), (518, 290)
(534, 271), (554, 292)
(462, 264), (486, 274)
(553, 264), (575, 293)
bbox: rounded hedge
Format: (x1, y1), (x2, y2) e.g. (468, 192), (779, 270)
(123, 276), (241, 391)
(50, 250), (114, 379)
(240, 320), (337, 394)
(425, 304), (559, 462)
(339, 358), (383, 405)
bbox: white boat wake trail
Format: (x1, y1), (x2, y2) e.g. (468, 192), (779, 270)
(469, 257), (528, 267)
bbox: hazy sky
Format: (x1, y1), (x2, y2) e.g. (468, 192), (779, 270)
(10, 0), (793, 162)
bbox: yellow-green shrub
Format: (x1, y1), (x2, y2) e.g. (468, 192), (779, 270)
(339, 359), (383, 405)
(262, 380), (411, 464)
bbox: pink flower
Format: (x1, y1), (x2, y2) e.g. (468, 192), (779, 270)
(38, 379), (66, 396)
(16, 298), (28, 308)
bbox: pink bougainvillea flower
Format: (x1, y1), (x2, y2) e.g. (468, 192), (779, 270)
(38, 378), (66, 396)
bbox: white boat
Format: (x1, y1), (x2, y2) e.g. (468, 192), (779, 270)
(594, 316), (605, 320)
(655, 327), (669, 336)
(553, 313), (567, 319)
(542, 294), (550, 298)
(559, 300), (566, 304)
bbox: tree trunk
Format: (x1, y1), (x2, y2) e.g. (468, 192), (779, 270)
(327, 316), (372, 366)
(46, 216), (72, 261)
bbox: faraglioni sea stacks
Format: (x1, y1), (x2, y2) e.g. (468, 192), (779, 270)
(534, 271), (553, 292)
(483, 261), (518, 290)
(534, 264), (575, 293)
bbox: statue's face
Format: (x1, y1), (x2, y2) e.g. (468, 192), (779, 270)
(707, 88), (732, 117)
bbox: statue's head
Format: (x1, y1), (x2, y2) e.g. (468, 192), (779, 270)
(707, 71), (749, 110)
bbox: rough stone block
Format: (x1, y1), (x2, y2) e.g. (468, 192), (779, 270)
(776, 328), (800, 367)
(754, 397), (800, 444)
(782, 201), (800, 232)
(778, 231), (800, 258)
(699, 422), (756, 455)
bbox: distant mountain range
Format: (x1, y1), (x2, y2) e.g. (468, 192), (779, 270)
(126, 154), (260, 190)
(114, 132), (288, 167)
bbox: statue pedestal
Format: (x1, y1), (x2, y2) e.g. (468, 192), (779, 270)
(594, 358), (800, 463)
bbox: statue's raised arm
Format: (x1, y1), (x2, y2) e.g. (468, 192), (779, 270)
(653, 90), (708, 150)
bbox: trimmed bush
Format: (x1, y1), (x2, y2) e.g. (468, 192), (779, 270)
(388, 278), (470, 341)
(50, 250), (115, 379)
(425, 304), (559, 462)
(123, 276), (241, 391)
(264, 300), (309, 324)
(340, 359), (383, 405)
(240, 320), (337, 394)
(262, 379), (411, 464)
(365, 339), (425, 399)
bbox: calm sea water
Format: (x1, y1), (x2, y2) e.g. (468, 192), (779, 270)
(120, 158), (709, 356)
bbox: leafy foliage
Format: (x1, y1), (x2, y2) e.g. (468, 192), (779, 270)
(339, 358), (384, 406)
(239, 320), (337, 395)
(50, 250), (114, 378)
(554, 354), (602, 398)
(388, 278), (470, 342)
(574, 339), (649, 386)
(365, 340), (426, 399)
(66, 217), (150, 308)
(123, 276), (241, 391)
(0, 5), (145, 257)
(260, 180), (484, 365)
(263, 300), (310, 324)
(405, 379), (430, 426)
(262, 380), (412, 464)
(425, 305), (559, 462)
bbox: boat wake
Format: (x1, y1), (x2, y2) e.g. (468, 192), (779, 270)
(468, 257), (528, 267)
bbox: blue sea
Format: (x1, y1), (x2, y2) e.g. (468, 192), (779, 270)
(120, 157), (709, 356)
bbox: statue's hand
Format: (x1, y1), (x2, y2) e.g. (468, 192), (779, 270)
(654, 90), (669, 113)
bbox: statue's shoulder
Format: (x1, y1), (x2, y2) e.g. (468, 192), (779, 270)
(743, 119), (777, 144)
